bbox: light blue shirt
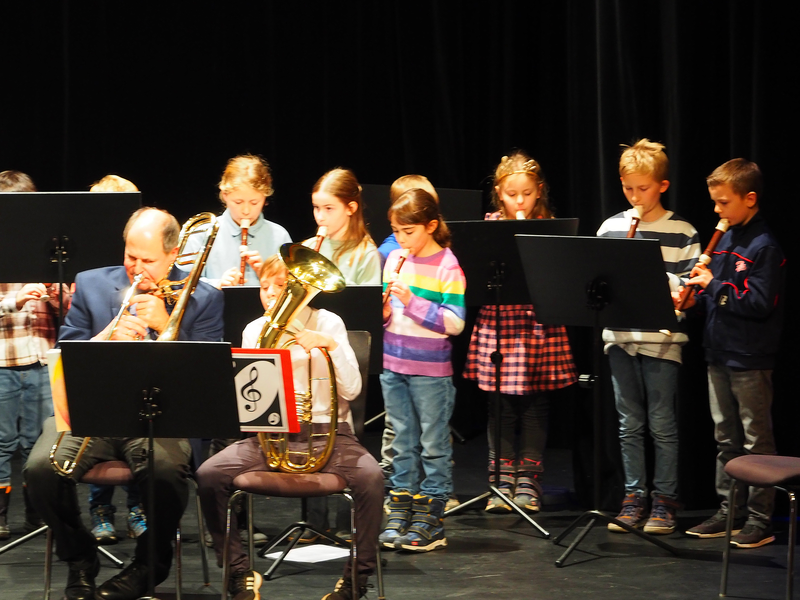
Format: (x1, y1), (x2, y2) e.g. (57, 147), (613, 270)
(377, 233), (400, 269)
(182, 209), (292, 286)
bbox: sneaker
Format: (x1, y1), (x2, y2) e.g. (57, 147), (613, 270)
(320, 574), (368, 600)
(730, 523), (775, 548)
(241, 525), (269, 547)
(394, 494), (447, 552)
(127, 505), (147, 538)
(607, 493), (647, 533)
(0, 486), (9, 540)
(643, 495), (679, 535)
(378, 490), (412, 549)
(228, 569), (262, 600)
(445, 494), (461, 512)
(485, 490), (514, 513)
(90, 505), (118, 545)
(486, 459), (515, 513)
(287, 528), (320, 544)
(328, 529), (353, 544)
(685, 510), (745, 538)
(513, 472), (542, 513)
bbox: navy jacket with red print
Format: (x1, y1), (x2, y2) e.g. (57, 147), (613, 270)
(695, 212), (785, 369)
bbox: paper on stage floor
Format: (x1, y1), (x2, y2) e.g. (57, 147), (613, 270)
(264, 544), (350, 563)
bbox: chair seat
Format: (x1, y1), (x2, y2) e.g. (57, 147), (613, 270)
(724, 455), (800, 488)
(232, 471), (347, 498)
(80, 460), (133, 486)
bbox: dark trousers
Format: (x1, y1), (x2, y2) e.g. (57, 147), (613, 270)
(196, 424), (383, 578)
(487, 393), (549, 465)
(23, 416), (191, 574)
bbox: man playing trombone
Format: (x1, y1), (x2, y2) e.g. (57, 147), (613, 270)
(24, 207), (224, 600)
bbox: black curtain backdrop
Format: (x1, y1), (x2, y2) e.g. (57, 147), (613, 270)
(2, 1), (797, 509)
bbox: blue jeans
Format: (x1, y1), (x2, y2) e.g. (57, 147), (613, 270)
(88, 484), (141, 510)
(380, 370), (455, 500)
(608, 347), (679, 499)
(708, 365), (775, 526)
(0, 364), (53, 484)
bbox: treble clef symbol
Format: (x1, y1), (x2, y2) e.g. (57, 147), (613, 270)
(240, 366), (261, 412)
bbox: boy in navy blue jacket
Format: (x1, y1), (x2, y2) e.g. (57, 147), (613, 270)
(681, 159), (785, 548)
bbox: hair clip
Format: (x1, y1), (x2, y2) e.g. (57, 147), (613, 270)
(495, 156), (540, 183)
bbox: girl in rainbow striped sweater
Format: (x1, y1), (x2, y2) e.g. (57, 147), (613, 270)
(378, 188), (466, 553)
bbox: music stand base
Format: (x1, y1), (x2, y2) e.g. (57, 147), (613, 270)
(257, 520), (352, 580)
(444, 485), (550, 538)
(553, 509), (678, 567)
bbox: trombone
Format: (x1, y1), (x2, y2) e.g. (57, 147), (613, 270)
(48, 213), (219, 477)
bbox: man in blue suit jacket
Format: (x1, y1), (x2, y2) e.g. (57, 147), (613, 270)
(24, 208), (224, 600)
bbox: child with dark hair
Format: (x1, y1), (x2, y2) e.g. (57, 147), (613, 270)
(378, 189), (466, 552)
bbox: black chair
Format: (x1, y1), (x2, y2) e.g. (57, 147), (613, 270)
(43, 460), (209, 600)
(720, 454), (800, 600)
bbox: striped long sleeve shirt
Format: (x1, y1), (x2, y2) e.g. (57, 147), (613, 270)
(382, 247), (466, 376)
(596, 209), (700, 363)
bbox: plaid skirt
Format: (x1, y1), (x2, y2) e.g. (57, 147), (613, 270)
(463, 304), (577, 395)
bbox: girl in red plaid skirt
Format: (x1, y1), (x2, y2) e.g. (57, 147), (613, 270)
(463, 152), (577, 513)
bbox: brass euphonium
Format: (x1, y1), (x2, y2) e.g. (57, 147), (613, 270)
(256, 242), (345, 474)
(49, 213), (220, 477)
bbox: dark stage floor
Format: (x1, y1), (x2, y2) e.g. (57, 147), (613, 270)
(1, 433), (795, 600)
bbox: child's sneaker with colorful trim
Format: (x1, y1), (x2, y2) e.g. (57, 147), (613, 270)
(394, 494), (447, 552)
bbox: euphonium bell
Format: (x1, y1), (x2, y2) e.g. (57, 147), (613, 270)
(256, 243), (345, 474)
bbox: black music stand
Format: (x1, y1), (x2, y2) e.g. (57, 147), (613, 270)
(361, 183), (483, 245)
(515, 234), (679, 566)
(444, 219), (578, 537)
(60, 341), (240, 599)
(0, 191), (141, 326)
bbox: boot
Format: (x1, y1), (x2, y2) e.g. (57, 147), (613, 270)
(23, 483), (45, 532)
(393, 494), (447, 552)
(378, 490), (412, 548)
(513, 458), (543, 513)
(485, 459), (515, 513)
(0, 486), (10, 540)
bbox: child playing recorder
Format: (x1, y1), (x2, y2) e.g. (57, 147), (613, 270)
(378, 188), (466, 552)
(463, 151), (577, 513)
(597, 139), (700, 534)
(682, 158), (785, 548)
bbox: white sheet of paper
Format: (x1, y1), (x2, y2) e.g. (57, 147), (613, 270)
(264, 544), (350, 563)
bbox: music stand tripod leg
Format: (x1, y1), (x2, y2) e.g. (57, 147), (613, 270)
(552, 304), (677, 566)
(444, 264), (549, 539)
(0, 524), (47, 556)
(443, 491), (490, 516)
(141, 388), (161, 600)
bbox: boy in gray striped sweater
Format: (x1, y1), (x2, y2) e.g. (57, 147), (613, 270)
(597, 139), (700, 534)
